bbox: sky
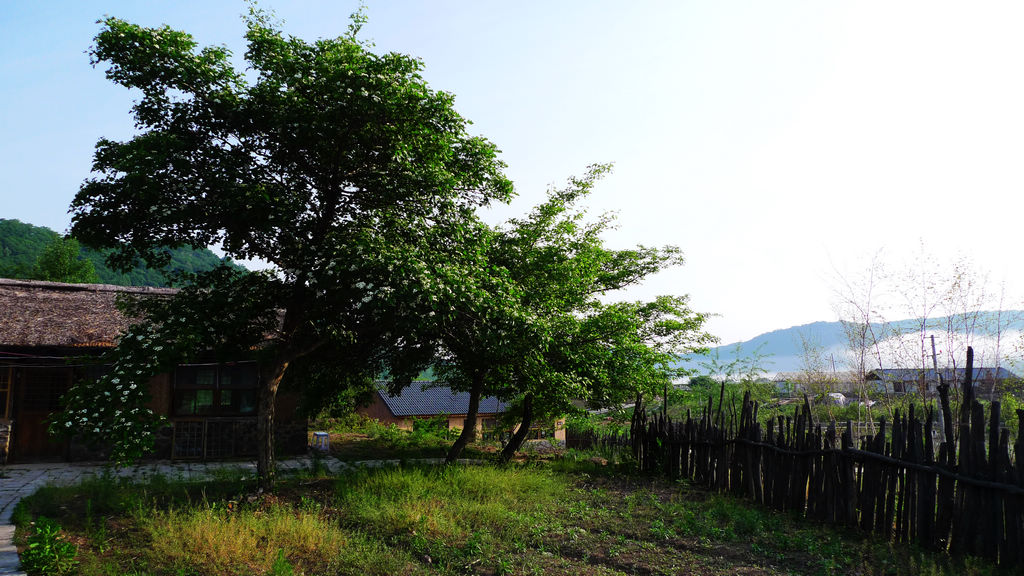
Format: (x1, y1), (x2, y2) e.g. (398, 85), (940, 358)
(4, 1), (1024, 346)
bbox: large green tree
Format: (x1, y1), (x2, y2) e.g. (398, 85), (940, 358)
(60, 9), (511, 486)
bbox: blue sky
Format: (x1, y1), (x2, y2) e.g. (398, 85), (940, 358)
(4, 1), (1024, 346)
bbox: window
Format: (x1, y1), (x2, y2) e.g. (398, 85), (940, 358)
(173, 363), (258, 416)
(22, 368), (70, 412)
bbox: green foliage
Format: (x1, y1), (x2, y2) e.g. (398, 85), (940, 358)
(32, 235), (99, 283)
(412, 413), (451, 438)
(426, 165), (715, 460)
(20, 516), (79, 575)
(668, 343), (785, 425)
(0, 218), (242, 286)
(64, 10), (511, 482)
(998, 390), (1024, 438)
(269, 549), (295, 576)
(565, 409), (630, 437)
(0, 218), (58, 278)
(699, 342), (774, 384)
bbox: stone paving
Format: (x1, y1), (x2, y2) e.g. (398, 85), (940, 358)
(0, 455), (447, 575)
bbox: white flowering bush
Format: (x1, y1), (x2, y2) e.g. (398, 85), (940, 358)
(52, 323), (175, 464)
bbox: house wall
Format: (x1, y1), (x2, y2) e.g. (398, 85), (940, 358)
(10, 364), (307, 463)
(359, 393), (412, 429)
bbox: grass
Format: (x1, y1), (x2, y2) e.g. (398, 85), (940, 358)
(311, 414), (504, 461)
(12, 454), (1013, 576)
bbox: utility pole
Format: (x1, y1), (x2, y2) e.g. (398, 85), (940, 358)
(930, 334), (946, 442)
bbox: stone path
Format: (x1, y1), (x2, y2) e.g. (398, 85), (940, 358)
(0, 455), (451, 575)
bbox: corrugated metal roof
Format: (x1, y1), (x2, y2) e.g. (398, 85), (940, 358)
(376, 381), (508, 417)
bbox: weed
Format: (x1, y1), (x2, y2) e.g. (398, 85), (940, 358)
(495, 556), (514, 575)
(649, 518), (677, 540)
(20, 516), (78, 575)
(298, 495), (321, 513)
(269, 549), (294, 576)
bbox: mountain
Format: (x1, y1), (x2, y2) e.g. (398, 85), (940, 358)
(681, 313), (1024, 375)
(0, 218), (244, 287)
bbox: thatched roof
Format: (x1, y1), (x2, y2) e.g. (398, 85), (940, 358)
(0, 278), (176, 349)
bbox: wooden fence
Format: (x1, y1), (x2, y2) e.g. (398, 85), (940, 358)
(572, 348), (1024, 568)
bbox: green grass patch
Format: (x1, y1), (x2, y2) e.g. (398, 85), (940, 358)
(12, 460), (1011, 575)
(312, 414), (501, 461)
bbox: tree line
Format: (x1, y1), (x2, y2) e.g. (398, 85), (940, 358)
(0, 218), (242, 286)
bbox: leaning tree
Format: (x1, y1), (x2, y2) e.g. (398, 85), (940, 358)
(59, 9), (511, 487)
(427, 166), (714, 461)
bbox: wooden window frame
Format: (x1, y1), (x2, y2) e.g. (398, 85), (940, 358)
(172, 363), (258, 417)
(0, 367), (11, 420)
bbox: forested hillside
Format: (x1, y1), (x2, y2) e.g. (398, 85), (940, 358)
(0, 218), (243, 286)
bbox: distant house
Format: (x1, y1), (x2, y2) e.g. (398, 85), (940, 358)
(772, 371), (859, 396)
(360, 382), (566, 443)
(866, 367), (1019, 398)
(0, 278), (306, 463)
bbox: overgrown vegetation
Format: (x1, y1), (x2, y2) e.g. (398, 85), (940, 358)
(312, 413), (496, 461)
(13, 459), (1005, 576)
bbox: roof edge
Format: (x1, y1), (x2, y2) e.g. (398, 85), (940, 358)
(0, 277), (178, 295)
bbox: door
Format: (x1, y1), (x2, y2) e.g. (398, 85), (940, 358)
(12, 367), (70, 461)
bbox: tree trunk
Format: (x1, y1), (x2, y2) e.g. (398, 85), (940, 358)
(446, 372), (484, 463)
(500, 393), (534, 461)
(257, 359), (290, 490)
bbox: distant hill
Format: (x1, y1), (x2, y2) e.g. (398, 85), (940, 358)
(0, 218), (244, 287)
(681, 313), (1024, 374)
